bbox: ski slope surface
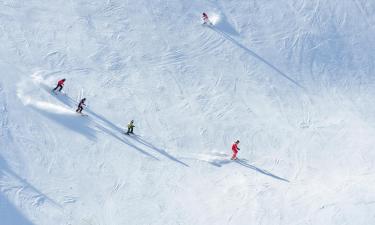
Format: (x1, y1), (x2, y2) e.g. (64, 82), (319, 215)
(1, 0), (375, 224)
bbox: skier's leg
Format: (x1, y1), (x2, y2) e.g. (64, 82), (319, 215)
(231, 150), (238, 160)
(130, 127), (133, 133)
(53, 85), (58, 91)
(58, 85), (63, 92)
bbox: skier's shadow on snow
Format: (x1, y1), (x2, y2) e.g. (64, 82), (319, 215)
(86, 110), (189, 166)
(40, 84), (75, 108)
(44, 84), (188, 166)
(0, 155), (61, 213)
(91, 121), (160, 160)
(236, 160), (289, 183)
(48, 90), (187, 166)
(31, 105), (97, 141)
(131, 136), (189, 167)
(0, 192), (35, 225)
(210, 26), (305, 90)
(34, 84), (96, 140)
(79, 105), (189, 166)
(54, 95), (160, 160)
(210, 158), (289, 182)
(208, 158), (232, 167)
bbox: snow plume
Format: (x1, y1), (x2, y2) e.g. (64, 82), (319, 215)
(208, 12), (221, 25)
(17, 73), (73, 115)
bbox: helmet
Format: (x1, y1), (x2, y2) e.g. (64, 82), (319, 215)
(235, 140), (240, 143)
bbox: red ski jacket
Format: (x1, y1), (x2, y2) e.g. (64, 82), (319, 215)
(232, 143), (239, 152)
(57, 79), (65, 86)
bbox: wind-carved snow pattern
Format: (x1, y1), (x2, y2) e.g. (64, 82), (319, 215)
(1, 0), (375, 224)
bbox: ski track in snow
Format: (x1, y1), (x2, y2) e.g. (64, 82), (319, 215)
(1, 0), (375, 225)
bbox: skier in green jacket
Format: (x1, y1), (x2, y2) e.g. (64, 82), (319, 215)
(126, 120), (135, 135)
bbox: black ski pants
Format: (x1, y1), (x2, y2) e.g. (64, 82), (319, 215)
(53, 84), (63, 92)
(127, 127), (133, 134)
(76, 106), (83, 113)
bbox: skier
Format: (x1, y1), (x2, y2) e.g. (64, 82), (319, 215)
(231, 140), (240, 160)
(202, 12), (210, 24)
(76, 98), (86, 113)
(53, 78), (66, 92)
(126, 120), (135, 135)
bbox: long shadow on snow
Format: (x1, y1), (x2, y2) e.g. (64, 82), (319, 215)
(36, 84), (96, 140)
(210, 26), (305, 90)
(79, 102), (188, 166)
(85, 109), (188, 166)
(0, 155), (61, 224)
(92, 122), (159, 160)
(236, 160), (289, 183)
(30, 105), (96, 141)
(41, 84), (75, 108)
(0, 193), (35, 225)
(131, 136), (189, 167)
(210, 158), (289, 182)
(46, 87), (188, 165)
(90, 116), (188, 166)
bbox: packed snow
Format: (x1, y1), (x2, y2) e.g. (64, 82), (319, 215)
(1, 0), (375, 224)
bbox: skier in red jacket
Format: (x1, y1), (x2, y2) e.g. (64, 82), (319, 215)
(231, 140), (240, 160)
(53, 78), (66, 92)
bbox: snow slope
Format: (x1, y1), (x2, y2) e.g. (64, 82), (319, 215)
(1, 0), (375, 224)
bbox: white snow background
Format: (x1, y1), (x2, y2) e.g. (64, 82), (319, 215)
(1, 0), (375, 224)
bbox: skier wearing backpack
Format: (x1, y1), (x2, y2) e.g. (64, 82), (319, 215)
(76, 98), (86, 113)
(231, 140), (240, 160)
(53, 78), (66, 92)
(126, 120), (135, 135)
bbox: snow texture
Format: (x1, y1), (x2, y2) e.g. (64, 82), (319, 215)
(1, 0), (375, 224)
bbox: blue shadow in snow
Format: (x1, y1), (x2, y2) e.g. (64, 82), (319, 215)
(0, 193), (35, 225)
(208, 157), (289, 182)
(30, 106), (96, 141)
(82, 104), (188, 166)
(0, 155), (60, 225)
(46, 86), (188, 165)
(93, 122), (159, 160)
(208, 159), (232, 167)
(35, 83), (96, 140)
(41, 84), (75, 108)
(49, 92), (158, 159)
(210, 26), (305, 90)
(236, 160), (289, 183)
(132, 136), (189, 167)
